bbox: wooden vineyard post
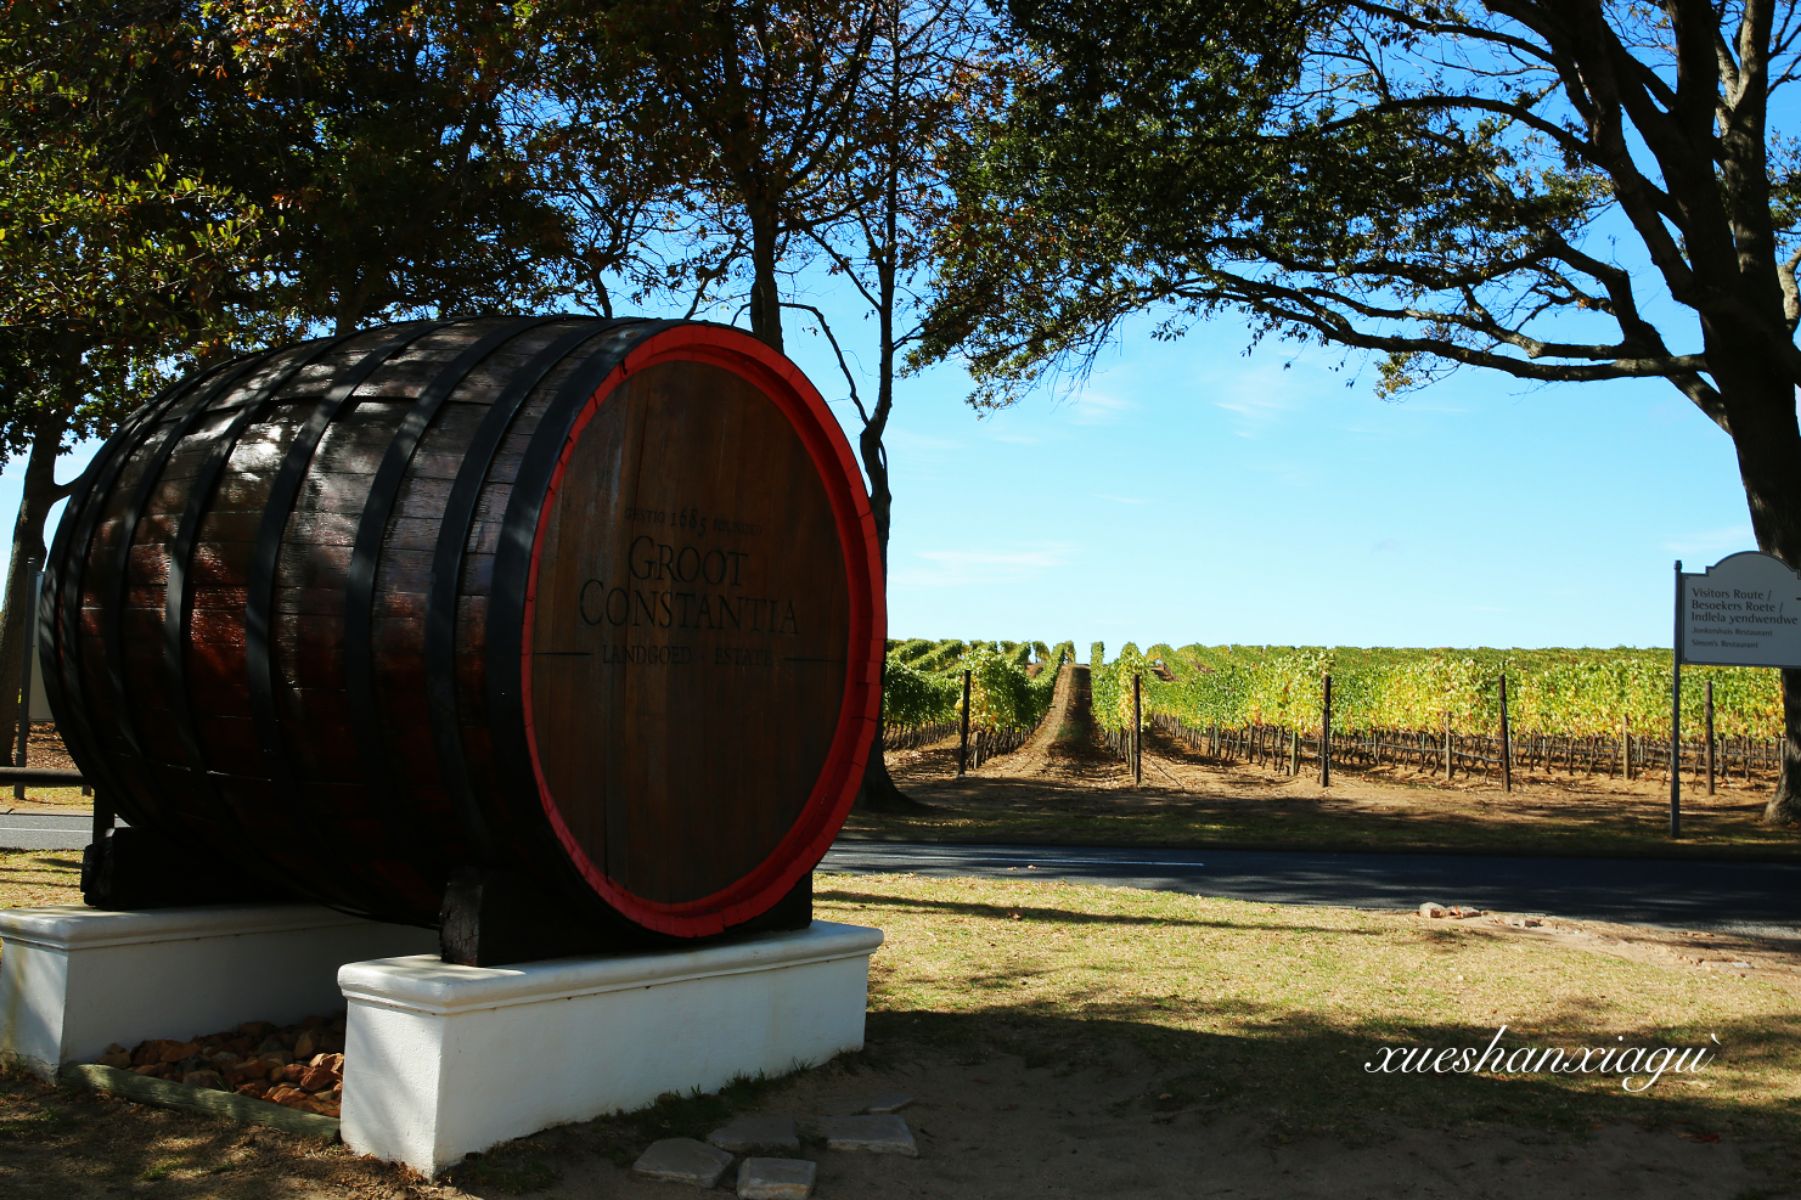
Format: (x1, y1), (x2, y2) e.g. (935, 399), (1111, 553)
(1288, 728), (1298, 775)
(1705, 680), (1716, 795)
(1623, 715), (1634, 783)
(957, 669), (972, 777)
(1320, 674), (1332, 787)
(1132, 673), (1143, 785)
(1442, 711), (1452, 779)
(1499, 674), (1513, 794)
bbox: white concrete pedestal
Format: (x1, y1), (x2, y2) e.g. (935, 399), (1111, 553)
(0, 905), (437, 1077)
(338, 920), (883, 1174)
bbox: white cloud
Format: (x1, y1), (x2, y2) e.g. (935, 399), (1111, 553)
(917, 548), (1068, 568)
(1384, 399), (1473, 415)
(1662, 525), (1757, 561)
(1066, 390), (1135, 425)
(891, 543), (1075, 589)
(1245, 459), (1316, 488)
(1206, 363), (1309, 438)
(885, 429), (964, 453)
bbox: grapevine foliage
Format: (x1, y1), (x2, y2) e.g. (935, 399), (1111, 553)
(882, 638), (1074, 732)
(1087, 644), (1782, 738)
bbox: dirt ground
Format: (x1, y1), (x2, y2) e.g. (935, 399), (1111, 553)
(885, 730), (1782, 838)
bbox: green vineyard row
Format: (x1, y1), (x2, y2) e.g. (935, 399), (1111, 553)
(883, 639), (1075, 732)
(1085, 642), (1784, 739)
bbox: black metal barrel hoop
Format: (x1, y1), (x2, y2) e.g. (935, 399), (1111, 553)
(158, 336), (351, 805)
(39, 360), (240, 809)
(236, 320), (442, 911)
(423, 318), (662, 868)
(480, 320), (684, 868)
(95, 356), (269, 819)
(339, 317), (566, 882)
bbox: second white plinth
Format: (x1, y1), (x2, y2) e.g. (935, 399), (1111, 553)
(338, 920), (883, 1174)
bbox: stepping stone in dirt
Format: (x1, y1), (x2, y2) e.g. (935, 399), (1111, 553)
(737, 1157), (817, 1200)
(632, 1138), (735, 1187)
(709, 1115), (801, 1152)
(856, 1093), (914, 1114)
(816, 1114), (918, 1156)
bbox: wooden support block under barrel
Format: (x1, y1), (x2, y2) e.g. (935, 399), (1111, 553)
(82, 826), (295, 911)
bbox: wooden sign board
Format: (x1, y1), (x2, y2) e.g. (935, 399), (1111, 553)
(1678, 551), (1801, 668)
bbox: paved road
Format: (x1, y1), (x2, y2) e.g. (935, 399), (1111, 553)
(0, 811), (107, 852)
(9, 814), (1797, 935)
(821, 839), (1801, 936)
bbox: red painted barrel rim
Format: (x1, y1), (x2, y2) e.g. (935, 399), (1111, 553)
(519, 325), (884, 937)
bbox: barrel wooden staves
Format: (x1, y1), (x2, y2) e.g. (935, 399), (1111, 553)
(40, 317), (884, 944)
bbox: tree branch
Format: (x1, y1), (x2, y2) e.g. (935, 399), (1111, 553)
(781, 299), (869, 425)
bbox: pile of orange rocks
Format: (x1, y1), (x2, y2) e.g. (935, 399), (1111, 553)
(93, 1013), (347, 1118)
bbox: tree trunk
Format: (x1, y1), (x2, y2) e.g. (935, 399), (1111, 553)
(747, 209), (784, 353)
(853, 409), (917, 811)
(1719, 374), (1801, 825)
(1774, 667), (1801, 825)
(0, 407), (72, 748)
(334, 271), (371, 337)
(852, 183), (919, 814)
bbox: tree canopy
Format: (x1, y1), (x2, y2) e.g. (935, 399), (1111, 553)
(926, 1), (1801, 412)
(0, 0), (571, 739)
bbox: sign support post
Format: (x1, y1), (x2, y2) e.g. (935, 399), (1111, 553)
(1671, 560), (1682, 838)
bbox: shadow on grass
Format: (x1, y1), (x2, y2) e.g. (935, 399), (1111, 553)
(864, 1004), (1801, 1142)
(11, 1004), (1789, 1200)
(819, 887), (1383, 936)
(0, 853), (84, 911)
(0, 852), (83, 874)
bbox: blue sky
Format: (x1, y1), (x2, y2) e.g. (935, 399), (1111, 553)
(776, 303), (1753, 652)
(0, 299), (1754, 655)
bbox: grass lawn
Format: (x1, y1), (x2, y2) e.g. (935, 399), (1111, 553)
(4, 786), (94, 809)
(0, 849), (82, 907)
(822, 872), (1801, 1141)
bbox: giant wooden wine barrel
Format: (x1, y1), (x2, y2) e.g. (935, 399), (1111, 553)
(40, 317), (883, 937)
